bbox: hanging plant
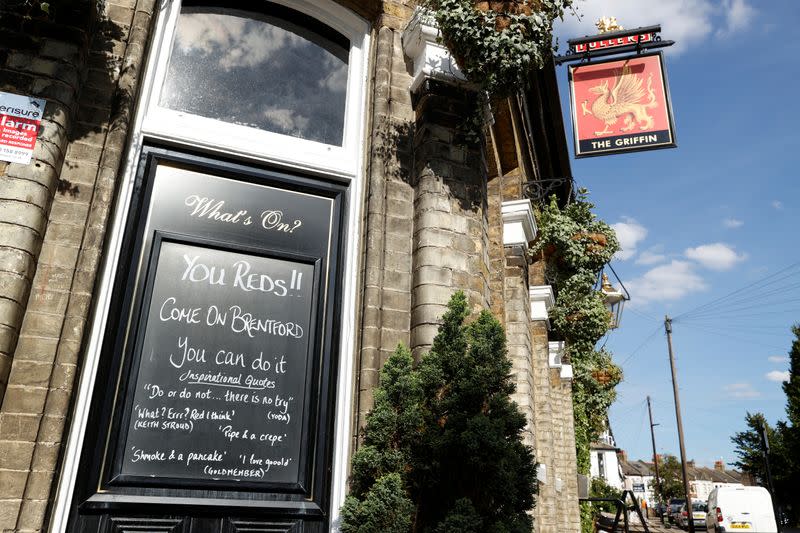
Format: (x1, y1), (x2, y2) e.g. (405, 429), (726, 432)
(530, 187), (622, 499)
(529, 189), (619, 283)
(550, 288), (610, 343)
(418, 0), (573, 98)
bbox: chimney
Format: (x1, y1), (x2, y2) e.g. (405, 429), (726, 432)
(653, 453), (662, 464)
(714, 460), (725, 472)
(687, 460), (696, 468)
(618, 450), (628, 463)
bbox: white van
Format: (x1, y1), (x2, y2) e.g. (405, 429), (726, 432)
(705, 485), (777, 532)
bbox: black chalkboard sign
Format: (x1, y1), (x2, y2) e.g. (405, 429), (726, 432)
(121, 239), (316, 484)
(109, 162), (337, 490)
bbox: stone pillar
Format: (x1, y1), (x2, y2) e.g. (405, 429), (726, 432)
(403, 11), (490, 356)
(528, 262), (558, 532)
(557, 374), (581, 532)
(0, 1), (156, 530)
(0, 9), (91, 403)
(499, 199), (538, 448)
(504, 250), (535, 447)
(356, 25), (415, 434)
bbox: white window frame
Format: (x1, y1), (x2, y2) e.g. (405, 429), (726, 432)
(49, 1), (369, 531)
(143, 0), (368, 178)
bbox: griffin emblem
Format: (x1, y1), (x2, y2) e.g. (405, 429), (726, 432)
(580, 62), (658, 136)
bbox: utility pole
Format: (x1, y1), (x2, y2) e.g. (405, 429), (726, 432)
(665, 316), (694, 533)
(647, 396), (663, 524)
(759, 419), (782, 532)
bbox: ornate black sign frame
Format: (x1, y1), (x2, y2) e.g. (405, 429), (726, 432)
(68, 145), (347, 532)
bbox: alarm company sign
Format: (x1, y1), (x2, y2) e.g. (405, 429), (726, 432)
(0, 91), (46, 164)
(569, 52), (676, 157)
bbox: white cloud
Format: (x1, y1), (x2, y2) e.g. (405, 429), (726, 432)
(319, 54), (348, 93)
(716, 0), (756, 36)
(685, 243), (747, 271)
(768, 356), (789, 363)
(723, 218), (744, 229)
(772, 201), (783, 210)
(174, 13), (301, 70)
(555, 0), (755, 55)
(625, 260), (707, 305)
(262, 106), (310, 134)
(765, 370), (790, 383)
(611, 217), (647, 261)
(636, 246), (667, 266)
(724, 382), (760, 399)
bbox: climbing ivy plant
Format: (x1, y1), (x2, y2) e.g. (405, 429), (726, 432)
(415, 0), (573, 141)
(418, 0), (572, 98)
(529, 188), (622, 533)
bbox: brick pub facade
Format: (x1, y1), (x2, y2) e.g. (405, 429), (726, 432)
(0, 1), (580, 531)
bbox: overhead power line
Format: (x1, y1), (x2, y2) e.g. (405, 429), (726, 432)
(619, 324), (663, 366)
(674, 260), (800, 321)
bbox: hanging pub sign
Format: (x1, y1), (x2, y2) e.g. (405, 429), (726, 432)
(568, 52), (677, 157)
(557, 23), (677, 158)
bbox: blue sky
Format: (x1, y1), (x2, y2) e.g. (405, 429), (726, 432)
(554, 1), (800, 468)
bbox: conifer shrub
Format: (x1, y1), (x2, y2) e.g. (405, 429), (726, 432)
(341, 292), (537, 533)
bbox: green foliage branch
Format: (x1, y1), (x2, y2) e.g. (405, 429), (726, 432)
(729, 325), (800, 526)
(415, 0), (572, 141)
(528, 189), (621, 532)
(651, 454), (685, 502)
(341, 292), (537, 533)
(730, 412), (781, 488)
(417, 0), (572, 98)
(588, 477), (623, 514)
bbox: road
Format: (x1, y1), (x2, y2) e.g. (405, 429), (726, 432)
(624, 525), (800, 533)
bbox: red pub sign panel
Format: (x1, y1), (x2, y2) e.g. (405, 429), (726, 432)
(569, 52), (676, 157)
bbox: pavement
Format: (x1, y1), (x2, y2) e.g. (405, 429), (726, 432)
(622, 523), (800, 533)
(597, 514), (676, 533)
(620, 521), (677, 533)
(598, 512), (800, 533)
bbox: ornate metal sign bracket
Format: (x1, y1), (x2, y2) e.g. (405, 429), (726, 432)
(522, 176), (575, 205)
(555, 24), (674, 66)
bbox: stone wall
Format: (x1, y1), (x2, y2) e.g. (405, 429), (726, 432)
(355, 25), (415, 438)
(528, 262), (580, 533)
(0, 1), (155, 530)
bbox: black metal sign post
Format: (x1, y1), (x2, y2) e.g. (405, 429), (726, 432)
(556, 25), (674, 66)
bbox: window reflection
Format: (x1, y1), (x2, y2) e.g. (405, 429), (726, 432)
(160, 6), (349, 146)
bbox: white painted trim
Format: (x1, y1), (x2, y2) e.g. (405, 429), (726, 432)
(141, 0), (368, 178)
(529, 285), (555, 328)
(501, 199), (537, 246)
(49, 1), (369, 531)
(548, 340), (564, 369)
(400, 7), (470, 93)
(537, 463), (548, 484)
